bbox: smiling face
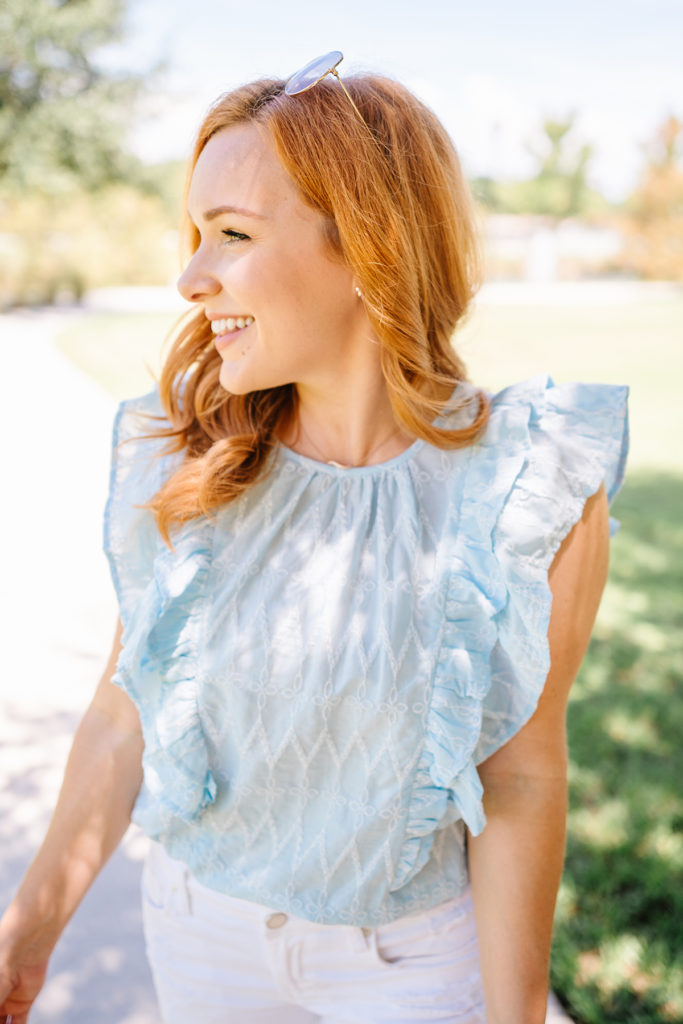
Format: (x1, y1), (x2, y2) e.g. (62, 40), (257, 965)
(178, 123), (373, 398)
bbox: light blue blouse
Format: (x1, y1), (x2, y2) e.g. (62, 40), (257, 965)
(104, 375), (628, 926)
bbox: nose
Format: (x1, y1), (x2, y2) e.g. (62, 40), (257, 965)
(177, 251), (220, 304)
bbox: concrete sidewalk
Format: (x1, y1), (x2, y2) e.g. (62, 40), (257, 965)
(0, 308), (572, 1023)
(0, 309), (160, 1023)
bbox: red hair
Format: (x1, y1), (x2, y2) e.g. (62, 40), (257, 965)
(149, 74), (489, 541)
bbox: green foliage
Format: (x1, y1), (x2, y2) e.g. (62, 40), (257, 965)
(552, 473), (683, 1023)
(472, 114), (607, 219)
(527, 116), (594, 218)
(0, 0), (146, 193)
(473, 175), (610, 219)
(0, 1), (179, 306)
(0, 185), (180, 306)
(142, 158), (187, 222)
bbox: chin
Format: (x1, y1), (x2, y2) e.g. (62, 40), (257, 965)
(219, 352), (300, 395)
(218, 364), (250, 396)
(218, 364), (272, 397)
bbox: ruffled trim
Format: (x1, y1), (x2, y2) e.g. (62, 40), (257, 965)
(476, 376), (628, 761)
(391, 400), (531, 889)
(113, 519), (217, 832)
(103, 389), (176, 629)
(393, 375), (628, 888)
(104, 389), (217, 833)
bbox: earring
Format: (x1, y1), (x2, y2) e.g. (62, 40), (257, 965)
(355, 286), (363, 299)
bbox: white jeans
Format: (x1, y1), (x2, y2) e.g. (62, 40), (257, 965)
(141, 842), (487, 1023)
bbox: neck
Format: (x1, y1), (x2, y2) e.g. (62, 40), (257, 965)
(285, 376), (412, 468)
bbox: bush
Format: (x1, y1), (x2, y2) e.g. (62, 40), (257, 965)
(0, 184), (179, 307)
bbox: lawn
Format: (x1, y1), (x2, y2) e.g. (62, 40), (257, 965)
(57, 284), (683, 1023)
(56, 309), (178, 401)
(553, 472), (683, 1023)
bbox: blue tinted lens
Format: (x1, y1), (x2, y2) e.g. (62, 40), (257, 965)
(284, 51), (343, 95)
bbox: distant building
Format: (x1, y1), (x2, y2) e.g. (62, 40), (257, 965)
(484, 215), (624, 282)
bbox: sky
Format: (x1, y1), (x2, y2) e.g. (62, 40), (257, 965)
(110, 0), (683, 201)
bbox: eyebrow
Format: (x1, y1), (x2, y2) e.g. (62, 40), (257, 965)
(202, 204), (268, 222)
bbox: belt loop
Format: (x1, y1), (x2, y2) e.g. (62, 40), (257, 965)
(167, 862), (193, 915)
(346, 926), (373, 952)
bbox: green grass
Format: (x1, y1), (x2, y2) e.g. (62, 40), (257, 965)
(458, 290), (683, 471)
(552, 473), (683, 1023)
(57, 310), (178, 401)
(56, 288), (683, 1022)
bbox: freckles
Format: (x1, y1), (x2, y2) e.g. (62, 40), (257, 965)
(238, 334), (254, 358)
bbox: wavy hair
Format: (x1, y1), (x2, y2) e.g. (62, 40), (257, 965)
(149, 73), (489, 541)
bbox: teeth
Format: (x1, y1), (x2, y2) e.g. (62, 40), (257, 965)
(211, 315), (254, 334)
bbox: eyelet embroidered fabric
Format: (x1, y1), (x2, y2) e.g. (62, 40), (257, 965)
(104, 375), (628, 926)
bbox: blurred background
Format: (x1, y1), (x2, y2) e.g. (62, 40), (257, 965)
(0, 1), (681, 1022)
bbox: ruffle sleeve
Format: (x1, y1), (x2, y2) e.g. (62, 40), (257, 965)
(103, 389), (174, 629)
(475, 375), (629, 764)
(103, 390), (217, 833)
(397, 375), (628, 880)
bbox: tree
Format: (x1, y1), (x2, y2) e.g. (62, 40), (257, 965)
(0, 0), (147, 193)
(618, 115), (683, 280)
(0, 0), (174, 305)
(525, 116), (594, 219)
(472, 114), (602, 219)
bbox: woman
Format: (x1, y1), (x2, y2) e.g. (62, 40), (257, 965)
(0, 54), (628, 1024)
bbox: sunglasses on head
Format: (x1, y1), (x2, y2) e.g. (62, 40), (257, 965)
(284, 51), (365, 125)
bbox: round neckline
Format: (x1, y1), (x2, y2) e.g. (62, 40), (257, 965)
(278, 437), (425, 476)
(276, 381), (472, 477)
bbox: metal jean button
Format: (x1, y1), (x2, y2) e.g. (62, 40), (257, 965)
(266, 911), (289, 929)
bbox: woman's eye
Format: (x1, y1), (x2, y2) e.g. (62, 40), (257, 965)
(222, 229), (249, 243)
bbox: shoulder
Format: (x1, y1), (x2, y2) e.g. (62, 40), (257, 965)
(477, 485), (609, 781)
(486, 374), (628, 476)
(487, 375), (628, 481)
(451, 375), (628, 767)
(109, 386), (181, 488)
(481, 374), (628, 565)
(410, 378), (627, 833)
(431, 374), (628, 567)
(104, 387), (180, 626)
(113, 386), (167, 446)
(545, 482), (609, 696)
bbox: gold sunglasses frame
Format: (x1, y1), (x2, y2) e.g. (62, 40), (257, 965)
(284, 51), (366, 125)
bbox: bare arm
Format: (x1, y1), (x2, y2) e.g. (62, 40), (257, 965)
(468, 485), (610, 1024)
(0, 620), (143, 1023)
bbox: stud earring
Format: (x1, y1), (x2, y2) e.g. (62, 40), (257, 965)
(355, 286), (363, 299)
